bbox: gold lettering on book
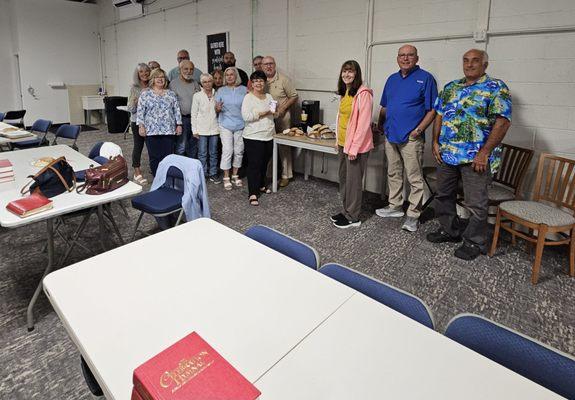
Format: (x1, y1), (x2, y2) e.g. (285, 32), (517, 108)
(159, 350), (215, 394)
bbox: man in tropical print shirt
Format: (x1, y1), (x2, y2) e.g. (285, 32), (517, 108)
(427, 48), (512, 261)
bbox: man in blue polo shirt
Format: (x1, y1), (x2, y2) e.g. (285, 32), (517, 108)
(376, 44), (438, 232)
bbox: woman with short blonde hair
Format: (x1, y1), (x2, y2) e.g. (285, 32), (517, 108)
(136, 68), (182, 176)
(192, 73), (220, 183)
(215, 67), (247, 190)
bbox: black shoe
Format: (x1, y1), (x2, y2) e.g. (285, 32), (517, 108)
(333, 218), (361, 229)
(426, 229), (462, 244)
(454, 242), (485, 261)
(209, 175), (222, 184)
(330, 213), (346, 223)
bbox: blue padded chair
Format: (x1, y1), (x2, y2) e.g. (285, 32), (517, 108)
(52, 124), (81, 151)
(12, 119), (52, 149)
(244, 224), (320, 269)
(319, 263), (434, 329)
(3, 109), (26, 128)
(445, 314), (575, 399)
(131, 166), (185, 240)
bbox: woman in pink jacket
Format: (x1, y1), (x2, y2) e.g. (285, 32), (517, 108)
(331, 60), (374, 228)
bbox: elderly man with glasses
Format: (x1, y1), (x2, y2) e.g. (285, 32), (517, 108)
(262, 56), (298, 188)
(376, 44), (438, 232)
(167, 49), (203, 83)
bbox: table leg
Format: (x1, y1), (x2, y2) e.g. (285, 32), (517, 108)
(304, 150), (311, 181)
(272, 140), (278, 193)
(97, 205), (106, 251)
(105, 204), (125, 246)
(27, 219), (55, 331)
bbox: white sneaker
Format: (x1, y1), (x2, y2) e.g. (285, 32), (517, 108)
(401, 216), (419, 232)
(375, 206), (405, 218)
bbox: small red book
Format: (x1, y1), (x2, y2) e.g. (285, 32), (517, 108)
(0, 159), (13, 173)
(133, 332), (261, 400)
(6, 192), (53, 217)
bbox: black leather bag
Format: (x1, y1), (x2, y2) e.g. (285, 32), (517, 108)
(21, 156), (76, 198)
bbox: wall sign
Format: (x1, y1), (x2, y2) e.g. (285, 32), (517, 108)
(206, 32), (229, 72)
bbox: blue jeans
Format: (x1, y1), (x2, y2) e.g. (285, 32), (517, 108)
(198, 135), (219, 177)
(178, 115), (198, 158)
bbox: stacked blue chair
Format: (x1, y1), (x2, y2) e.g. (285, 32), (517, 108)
(131, 166), (185, 240)
(52, 124), (81, 151)
(445, 314), (575, 398)
(320, 263), (434, 329)
(245, 225), (320, 269)
(12, 119), (52, 149)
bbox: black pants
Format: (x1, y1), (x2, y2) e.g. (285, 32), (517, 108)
(434, 163), (492, 250)
(131, 122), (146, 168)
(244, 138), (273, 197)
(145, 135), (176, 176)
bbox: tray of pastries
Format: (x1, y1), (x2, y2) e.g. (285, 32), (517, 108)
(306, 124), (336, 140)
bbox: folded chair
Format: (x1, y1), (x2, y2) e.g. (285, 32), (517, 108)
(131, 166), (186, 240)
(12, 119), (52, 149)
(490, 153), (575, 284)
(445, 314), (575, 399)
(52, 124), (81, 151)
(245, 225), (320, 269)
(3, 109), (26, 128)
(319, 263), (434, 329)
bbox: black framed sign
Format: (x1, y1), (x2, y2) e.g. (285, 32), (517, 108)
(206, 32), (228, 72)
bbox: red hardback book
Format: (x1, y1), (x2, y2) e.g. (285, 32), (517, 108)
(0, 159), (13, 173)
(132, 332), (261, 400)
(6, 192), (53, 217)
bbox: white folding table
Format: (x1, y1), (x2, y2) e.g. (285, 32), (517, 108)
(0, 145), (142, 330)
(0, 121), (37, 149)
(255, 293), (563, 399)
(43, 218), (355, 400)
(272, 134), (337, 192)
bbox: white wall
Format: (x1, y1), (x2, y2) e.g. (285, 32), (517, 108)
(0, 0), (19, 113)
(90, 0), (575, 193)
(2, 0), (101, 124)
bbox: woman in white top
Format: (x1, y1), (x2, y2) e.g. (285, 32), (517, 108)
(192, 73), (220, 182)
(241, 70), (275, 206)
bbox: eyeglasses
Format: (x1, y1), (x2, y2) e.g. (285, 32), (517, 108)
(397, 53), (417, 58)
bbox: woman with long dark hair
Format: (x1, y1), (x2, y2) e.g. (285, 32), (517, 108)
(127, 63), (151, 184)
(331, 60), (374, 228)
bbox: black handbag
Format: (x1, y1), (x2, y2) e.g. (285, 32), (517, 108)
(21, 156), (76, 198)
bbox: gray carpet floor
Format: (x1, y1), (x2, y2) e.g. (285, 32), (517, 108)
(1, 127), (574, 399)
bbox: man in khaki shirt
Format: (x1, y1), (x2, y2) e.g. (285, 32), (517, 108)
(262, 56), (298, 187)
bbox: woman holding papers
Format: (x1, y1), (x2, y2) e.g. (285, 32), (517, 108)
(241, 70), (275, 206)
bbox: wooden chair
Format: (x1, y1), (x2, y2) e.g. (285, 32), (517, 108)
(457, 143), (534, 215)
(489, 153), (575, 284)
(489, 143), (534, 206)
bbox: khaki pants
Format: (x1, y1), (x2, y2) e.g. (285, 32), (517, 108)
(338, 146), (369, 221)
(385, 135), (424, 218)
